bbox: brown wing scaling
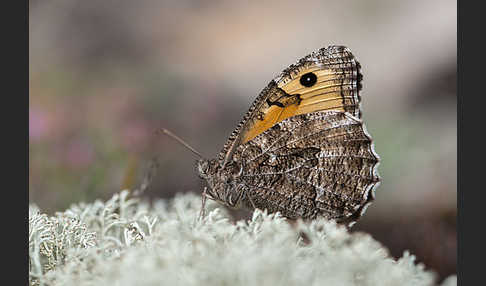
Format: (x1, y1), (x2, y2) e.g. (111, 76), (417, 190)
(232, 111), (380, 224)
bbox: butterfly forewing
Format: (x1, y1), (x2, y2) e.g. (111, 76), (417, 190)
(218, 46), (362, 165)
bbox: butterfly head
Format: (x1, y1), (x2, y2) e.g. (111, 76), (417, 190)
(196, 158), (218, 180)
(196, 159), (244, 208)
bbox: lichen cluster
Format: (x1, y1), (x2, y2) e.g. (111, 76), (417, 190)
(29, 191), (456, 286)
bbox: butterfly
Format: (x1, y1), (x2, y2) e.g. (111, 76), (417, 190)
(193, 45), (380, 226)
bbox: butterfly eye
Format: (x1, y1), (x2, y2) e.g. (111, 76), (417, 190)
(198, 160), (210, 175)
(299, 72), (317, 87)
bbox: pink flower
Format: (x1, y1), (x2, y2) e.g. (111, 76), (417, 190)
(29, 108), (50, 141)
(65, 139), (95, 168)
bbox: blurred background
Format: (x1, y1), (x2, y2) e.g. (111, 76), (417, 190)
(29, 0), (456, 282)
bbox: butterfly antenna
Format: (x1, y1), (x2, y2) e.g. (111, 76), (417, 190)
(157, 128), (203, 159)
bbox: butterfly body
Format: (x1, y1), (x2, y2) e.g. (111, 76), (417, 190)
(197, 45), (380, 226)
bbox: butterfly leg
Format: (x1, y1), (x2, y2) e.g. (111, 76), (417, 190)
(247, 192), (257, 209)
(199, 187), (208, 220)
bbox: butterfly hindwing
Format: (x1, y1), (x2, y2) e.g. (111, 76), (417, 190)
(232, 111), (380, 222)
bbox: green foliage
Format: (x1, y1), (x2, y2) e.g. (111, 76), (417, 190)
(29, 191), (456, 286)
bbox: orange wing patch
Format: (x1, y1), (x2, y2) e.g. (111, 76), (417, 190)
(242, 66), (359, 143)
(242, 95), (300, 143)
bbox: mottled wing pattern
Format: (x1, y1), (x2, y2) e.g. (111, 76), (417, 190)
(232, 111), (380, 223)
(218, 46), (361, 165)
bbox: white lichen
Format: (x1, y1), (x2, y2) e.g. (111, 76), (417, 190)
(29, 190), (456, 286)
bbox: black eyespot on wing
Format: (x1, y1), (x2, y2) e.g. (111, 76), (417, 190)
(299, 72), (317, 87)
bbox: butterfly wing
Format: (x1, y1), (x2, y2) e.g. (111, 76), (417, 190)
(218, 45), (362, 165)
(217, 45), (379, 223)
(232, 111), (380, 224)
